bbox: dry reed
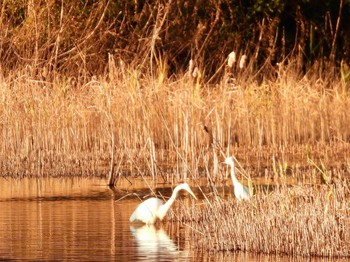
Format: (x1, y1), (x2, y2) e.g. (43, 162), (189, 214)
(0, 60), (349, 179)
(177, 167), (350, 257)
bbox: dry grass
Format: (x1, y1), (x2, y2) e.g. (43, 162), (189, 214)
(0, 60), (349, 179)
(180, 175), (350, 257)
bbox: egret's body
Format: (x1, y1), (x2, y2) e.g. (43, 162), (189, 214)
(224, 157), (250, 200)
(129, 183), (197, 224)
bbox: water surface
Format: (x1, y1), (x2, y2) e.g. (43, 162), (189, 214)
(0, 178), (198, 261)
(0, 178), (347, 261)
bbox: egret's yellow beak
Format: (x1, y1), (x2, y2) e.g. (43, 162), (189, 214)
(188, 189), (197, 200)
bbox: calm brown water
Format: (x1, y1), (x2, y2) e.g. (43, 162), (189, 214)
(0, 178), (348, 261)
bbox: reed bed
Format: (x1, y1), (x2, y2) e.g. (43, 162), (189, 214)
(1, 1), (349, 181)
(180, 175), (350, 257)
(0, 61), (349, 179)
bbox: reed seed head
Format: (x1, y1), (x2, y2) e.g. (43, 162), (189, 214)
(192, 67), (198, 78)
(189, 59), (194, 75)
(228, 51), (236, 68)
(239, 54), (247, 69)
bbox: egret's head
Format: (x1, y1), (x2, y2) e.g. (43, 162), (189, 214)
(176, 183), (197, 200)
(223, 156), (235, 166)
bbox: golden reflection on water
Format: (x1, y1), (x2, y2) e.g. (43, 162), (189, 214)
(0, 178), (196, 261)
(0, 178), (347, 261)
(0, 177), (108, 199)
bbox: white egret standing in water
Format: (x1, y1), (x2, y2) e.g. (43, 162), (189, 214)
(223, 156), (250, 200)
(129, 183), (197, 225)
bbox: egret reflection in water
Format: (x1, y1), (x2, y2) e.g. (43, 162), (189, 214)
(130, 225), (184, 260)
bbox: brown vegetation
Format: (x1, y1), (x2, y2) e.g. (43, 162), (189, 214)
(180, 174), (350, 257)
(0, 1), (349, 181)
(0, 58), (349, 179)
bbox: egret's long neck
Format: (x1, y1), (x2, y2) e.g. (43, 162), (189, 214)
(230, 163), (240, 185)
(157, 188), (179, 220)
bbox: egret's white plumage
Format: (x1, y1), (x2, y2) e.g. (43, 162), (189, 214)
(224, 156), (250, 200)
(129, 183), (197, 224)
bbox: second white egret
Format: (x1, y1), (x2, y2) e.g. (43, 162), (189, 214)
(223, 156), (250, 200)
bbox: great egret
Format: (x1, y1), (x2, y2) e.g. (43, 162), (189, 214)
(223, 156), (250, 200)
(129, 183), (197, 224)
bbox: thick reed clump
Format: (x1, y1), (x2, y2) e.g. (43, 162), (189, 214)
(184, 179), (350, 257)
(0, 60), (349, 179)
